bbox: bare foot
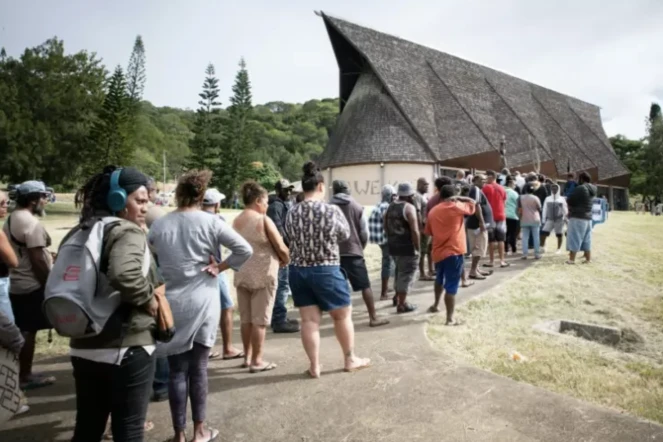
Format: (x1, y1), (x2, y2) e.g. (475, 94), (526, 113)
(379, 294), (390, 301)
(369, 317), (390, 327)
(427, 305), (440, 313)
(344, 357), (371, 372)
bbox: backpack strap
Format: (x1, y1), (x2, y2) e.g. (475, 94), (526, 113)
(6, 215), (27, 248)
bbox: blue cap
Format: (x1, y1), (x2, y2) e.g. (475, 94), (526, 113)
(17, 181), (47, 196)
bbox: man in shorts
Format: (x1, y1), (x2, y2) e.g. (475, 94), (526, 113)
(541, 183), (568, 254)
(2, 181), (55, 390)
(202, 188), (244, 359)
(331, 181), (389, 327)
(413, 177), (433, 281)
(566, 172), (597, 264)
(466, 174), (494, 280)
(384, 183), (420, 313)
(482, 170), (509, 268)
(425, 185), (476, 324)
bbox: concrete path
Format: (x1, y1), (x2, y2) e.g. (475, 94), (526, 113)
(2, 257), (663, 441)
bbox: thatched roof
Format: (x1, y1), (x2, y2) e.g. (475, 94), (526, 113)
(319, 13), (630, 186)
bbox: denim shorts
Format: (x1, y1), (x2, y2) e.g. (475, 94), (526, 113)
(218, 273), (234, 310)
(289, 265), (351, 312)
(566, 218), (592, 252)
(434, 255), (464, 296)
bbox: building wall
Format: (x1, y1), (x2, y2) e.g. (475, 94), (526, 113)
(326, 163), (436, 206)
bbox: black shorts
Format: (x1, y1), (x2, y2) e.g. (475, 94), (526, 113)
(340, 256), (371, 292)
(10, 288), (52, 332)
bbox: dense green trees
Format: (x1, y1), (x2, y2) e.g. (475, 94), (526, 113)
(0, 37), (339, 191)
(610, 103), (663, 204)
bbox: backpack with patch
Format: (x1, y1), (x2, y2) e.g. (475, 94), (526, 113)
(43, 217), (151, 338)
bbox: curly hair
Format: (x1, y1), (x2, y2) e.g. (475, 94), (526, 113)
(176, 169), (212, 208)
(240, 180), (267, 206)
(301, 161), (324, 192)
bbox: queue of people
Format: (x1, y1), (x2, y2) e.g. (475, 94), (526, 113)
(0, 161), (601, 440)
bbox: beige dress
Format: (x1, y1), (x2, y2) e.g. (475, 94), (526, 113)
(234, 214), (280, 326)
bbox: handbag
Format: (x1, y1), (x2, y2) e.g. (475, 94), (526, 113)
(153, 285), (175, 342)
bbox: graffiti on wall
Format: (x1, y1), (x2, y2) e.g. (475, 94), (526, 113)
(345, 180), (400, 196)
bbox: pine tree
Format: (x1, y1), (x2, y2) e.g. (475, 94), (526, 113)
(219, 58), (254, 197)
(126, 35), (146, 111)
(187, 63), (222, 171)
(87, 65), (132, 173)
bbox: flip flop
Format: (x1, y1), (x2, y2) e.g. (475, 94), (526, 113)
(482, 263), (494, 268)
(20, 375), (56, 391)
(304, 367), (321, 379)
(344, 358), (372, 373)
(468, 275), (486, 281)
(249, 362), (277, 373)
(482, 270), (494, 276)
(209, 352), (222, 360)
(222, 352), (245, 360)
(369, 318), (390, 327)
(500, 263), (511, 268)
(397, 303), (417, 314)
(202, 428), (220, 442)
(461, 281), (475, 288)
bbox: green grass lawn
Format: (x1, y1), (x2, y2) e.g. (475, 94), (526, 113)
(427, 212), (663, 424)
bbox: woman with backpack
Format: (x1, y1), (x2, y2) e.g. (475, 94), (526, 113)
(148, 170), (252, 442)
(64, 166), (161, 442)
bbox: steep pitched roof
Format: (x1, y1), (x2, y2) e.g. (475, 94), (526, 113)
(320, 13), (629, 185)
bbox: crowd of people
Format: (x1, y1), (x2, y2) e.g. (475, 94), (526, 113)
(0, 161), (599, 441)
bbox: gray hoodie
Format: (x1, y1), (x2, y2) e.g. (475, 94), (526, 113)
(330, 193), (368, 257)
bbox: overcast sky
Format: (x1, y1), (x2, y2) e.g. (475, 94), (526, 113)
(3, 0), (662, 138)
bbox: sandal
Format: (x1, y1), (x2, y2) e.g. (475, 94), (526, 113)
(201, 428), (220, 442)
(468, 274), (486, 281)
(249, 362), (277, 373)
(208, 352), (222, 360)
(397, 303), (417, 314)
(222, 351), (245, 360)
(500, 262), (511, 268)
(369, 318), (390, 327)
(20, 375), (56, 391)
(482, 263), (494, 268)
(461, 281), (475, 288)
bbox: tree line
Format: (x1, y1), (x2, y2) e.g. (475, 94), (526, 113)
(610, 103), (663, 205)
(0, 37), (339, 196)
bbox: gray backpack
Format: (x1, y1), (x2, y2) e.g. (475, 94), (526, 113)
(43, 217), (151, 338)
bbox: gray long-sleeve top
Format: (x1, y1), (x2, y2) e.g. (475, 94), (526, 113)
(148, 210), (252, 356)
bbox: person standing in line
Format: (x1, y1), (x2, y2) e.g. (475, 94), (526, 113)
(565, 171), (597, 265)
(541, 183), (568, 254)
(0, 191), (18, 322)
(384, 182), (421, 314)
(466, 174), (493, 281)
(66, 166), (160, 441)
(514, 171), (526, 192)
(482, 170), (509, 269)
(518, 185), (543, 260)
(330, 181), (389, 327)
(367, 185), (396, 301)
(504, 177), (520, 256)
(564, 173), (578, 198)
(425, 185), (476, 324)
(266, 179), (300, 333)
(233, 181), (290, 372)
(286, 162), (370, 378)
(2, 181), (55, 390)
(149, 170), (252, 442)
(201, 188), (244, 361)
(413, 177), (433, 281)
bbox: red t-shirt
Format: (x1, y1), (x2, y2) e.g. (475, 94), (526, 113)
(425, 201), (475, 263)
(482, 183), (507, 222)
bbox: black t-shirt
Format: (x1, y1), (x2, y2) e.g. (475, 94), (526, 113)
(466, 186), (494, 230)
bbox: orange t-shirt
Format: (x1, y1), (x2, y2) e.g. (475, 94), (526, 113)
(425, 201), (475, 263)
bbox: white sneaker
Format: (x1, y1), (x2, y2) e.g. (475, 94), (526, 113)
(555, 249), (562, 255)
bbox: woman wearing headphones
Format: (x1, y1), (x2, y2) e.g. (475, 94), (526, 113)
(66, 166), (161, 442)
